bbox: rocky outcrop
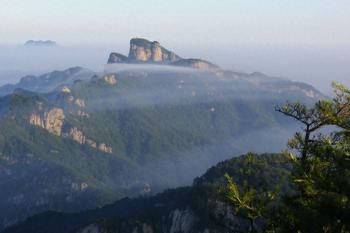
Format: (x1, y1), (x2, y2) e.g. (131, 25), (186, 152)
(71, 182), (89, 192)
(103, 74), (117, 85)
(212, 200), (254, 232)
(108, 53), (129, 63)
(61, 86), (71, 93)
(107, 38), (219, 70)
(29, 111), (112, 153)
(128, 38), (181, 63)
(45, 108), (65, 136)
(77, 110), (89, 117)
(151, 41), (163, 62)
(80, 182), (89, 191)
(67, 128), (112, 153)
(57, 87), (87, 110)
(75, 99), (86, 108)
(169, 209), (198, 233)
(29, 108), (65, 136)
(90, 74), (118, 86)
(29, 113), (44, 128)
(98, 143), (113, 154)
(69, 127), (86, 144)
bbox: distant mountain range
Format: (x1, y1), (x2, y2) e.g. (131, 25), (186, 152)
(0, 67), (94, 97)
(24, 40), (57, 47)
(0, 38), (324, 231)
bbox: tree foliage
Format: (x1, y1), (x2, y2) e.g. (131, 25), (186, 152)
(223, 153), (279, 232)
(274, 82), (350, 232)
(223, 82), (350, 232)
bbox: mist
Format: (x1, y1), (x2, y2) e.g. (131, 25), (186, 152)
(0, 45), (114, 85)
(0, 44), (349, 95)
(118, 124), (298, 194)
(70, 66), (303, 193)
(177, 45), (350, 95)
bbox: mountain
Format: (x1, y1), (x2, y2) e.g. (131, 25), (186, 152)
(0, 39), (324, 230)
(108, 38), (219, 69)
(24, 40), (57, 47)
(0, 67), (95, 96)
(128, 38), (181, 63)
(2, 153), (292, 233)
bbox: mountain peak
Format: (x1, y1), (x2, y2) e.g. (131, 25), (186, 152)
(129, 38), (159, 48)
(108, 38), (219, 70)
(24, 40), (57, 47)
(128, 38), (181, 63)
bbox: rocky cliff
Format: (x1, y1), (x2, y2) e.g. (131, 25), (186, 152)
(29, 110), (113, 153)
(29, 108), (65, 136)
(103, 74), (117, 85)
(69, 127), (86, 144)
(128, 38), (181, 63)
(108, 53), (129, 64)
(98, 143), (113, 153)
(107, 38), (218, 70)
(45, 108), (65, 136)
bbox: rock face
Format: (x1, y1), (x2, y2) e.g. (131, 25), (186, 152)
(128, 38), (181, 63)
(61, 86), (71, 93)
(108, 38), (219, 70)
(69, 127), (86, 144)
(29, 113), (44, 128)
(169, 209), (197, 233)
(45, 108), (65, 136)
(75, 99), (85, 108)
(103, 74), (117, 85)
(29, 108), (65, 136)
(29, 109), (113, 153)
(108, 53), (129, 63)
(77, 110), (89, 117)
(69, 128), (113, 153)
(107, 38), (218, 70)
(98, 143), (113, 154)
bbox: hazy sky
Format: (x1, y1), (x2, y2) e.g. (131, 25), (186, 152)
(0, 0), (349, 94)
(1, 0), (349, 48)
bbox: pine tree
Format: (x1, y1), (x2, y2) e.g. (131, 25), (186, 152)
(274, 82), (350, 232)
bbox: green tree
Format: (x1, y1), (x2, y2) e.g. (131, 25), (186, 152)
(222, 83), (350, 232)
(223, 153), (278, 233)
(274, 82), (350, 232)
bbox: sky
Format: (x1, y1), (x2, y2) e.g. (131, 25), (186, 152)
(1, 0), (349, 47)
(0, 0), (349, 93)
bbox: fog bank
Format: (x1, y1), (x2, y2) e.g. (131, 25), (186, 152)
(0, 44), (349, 95)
